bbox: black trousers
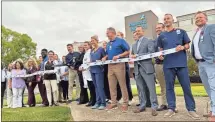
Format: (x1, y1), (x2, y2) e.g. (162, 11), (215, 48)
(104, 65), (111, 100)
(60, 80), (69, 100)
(87, 80), (96, 105)
(1, 82), (6, 108)
(117, 63), (133, 101)
(78, 73), (89, 104)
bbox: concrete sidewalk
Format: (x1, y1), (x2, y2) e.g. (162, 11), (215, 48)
(70, 96), (209, 121)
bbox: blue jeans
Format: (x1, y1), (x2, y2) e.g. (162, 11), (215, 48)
(163, 67), (196, 111)
(91, 72), (106, 106)
(198, 61), (215, 116)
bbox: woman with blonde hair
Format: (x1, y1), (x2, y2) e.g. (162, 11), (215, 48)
(25, 57), (39, 107)
(90, 35), (106, 110)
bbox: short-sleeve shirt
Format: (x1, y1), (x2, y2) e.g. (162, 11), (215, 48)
(11, 69), (26, 88)
(157, 29), (190, 68)
(90, 47), (106, 73)
(106, 37), (130, 60)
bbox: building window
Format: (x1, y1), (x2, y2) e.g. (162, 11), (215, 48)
(208, 14), (215, 22)
(179, 19), (192, 27)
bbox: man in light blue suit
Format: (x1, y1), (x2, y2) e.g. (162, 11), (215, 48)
(191, 11), (215, 122)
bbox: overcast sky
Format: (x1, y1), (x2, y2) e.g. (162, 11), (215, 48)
(2, 1), (215, 58)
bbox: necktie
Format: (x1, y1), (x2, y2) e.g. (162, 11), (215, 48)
(137, 39), (141, 51)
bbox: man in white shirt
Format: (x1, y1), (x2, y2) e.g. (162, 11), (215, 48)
(191, 11), (215, 121)
(59, 56), (69, 102)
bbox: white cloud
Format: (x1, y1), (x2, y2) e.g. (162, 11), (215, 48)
(2, 1), (215, 58)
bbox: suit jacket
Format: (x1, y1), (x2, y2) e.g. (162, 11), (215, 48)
(132, 36), (155, 74)
(76, 52), (85, 73)
(191, 24), (215, 63)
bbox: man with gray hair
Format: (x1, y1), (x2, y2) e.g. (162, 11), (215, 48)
(116, 31), (133, 104)
(102, 27), (130, 112)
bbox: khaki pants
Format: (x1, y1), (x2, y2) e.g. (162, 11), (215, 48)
(108, 63), (128, 105)
(44, 80), (58, 105)
(155, 64), (167, 105)
(68, 69), (80, 100)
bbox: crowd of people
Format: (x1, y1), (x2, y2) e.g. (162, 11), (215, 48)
(1, 11), (215, 121)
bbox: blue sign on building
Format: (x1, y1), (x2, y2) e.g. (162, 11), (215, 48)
(129, 14), (147, 32)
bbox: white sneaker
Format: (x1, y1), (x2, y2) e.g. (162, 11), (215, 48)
(164, 109), (175, 117)
(188, 111), (200, 120)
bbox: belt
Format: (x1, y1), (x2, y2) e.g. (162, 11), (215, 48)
(196, 59), (205, 62)
(155, 63), (163, 65)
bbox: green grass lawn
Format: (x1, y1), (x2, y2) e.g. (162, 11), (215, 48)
(2, 106), (72, 121)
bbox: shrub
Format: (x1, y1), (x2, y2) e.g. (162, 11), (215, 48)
(187, 53), (199, 76)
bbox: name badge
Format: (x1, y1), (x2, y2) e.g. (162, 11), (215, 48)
(109, 45), (112, 50)
(200, 35), (204, 42)
(176, 30), (181, 35)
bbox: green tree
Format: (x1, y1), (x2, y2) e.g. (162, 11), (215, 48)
(1, 26), (37, 67)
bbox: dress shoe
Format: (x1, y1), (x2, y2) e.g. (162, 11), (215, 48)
(157, 105), (168, 111)
(136, 104), (140, 106)
(86, 103), (92, 107)
(203, 111), (212, 117)
(133, 108), (145, 113)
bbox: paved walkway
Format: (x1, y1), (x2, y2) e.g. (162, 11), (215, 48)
(69, 96), (209, 121)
